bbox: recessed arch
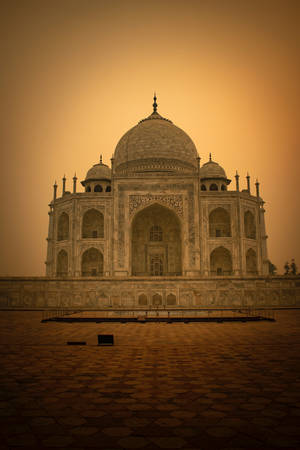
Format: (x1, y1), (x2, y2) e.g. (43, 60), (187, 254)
(82, 209), (104, 238)
(246, 248), (257, 274)
(57, 212), (69, 241)
(221, 184), (227, 191)
(167, 293), (176, 305)
(138, 294), (148, 306)
(106, 185), (111, 192)
(152, 293), (162, 306)
(81, 248), (103, 276)
(210, 183), (218, 191)
(94, 184), (103, 192)
(201, 184), (207, 191)
(86, 186), (91, 192)
(244, 210), (256, 239)
(56, 249), (68, 276)
(209, 207), (231, 237)
(131, 203), (181, 276)
(210, 246), (233, 276)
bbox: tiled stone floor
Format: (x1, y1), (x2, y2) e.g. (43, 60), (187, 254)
(0, 310), (300, 449)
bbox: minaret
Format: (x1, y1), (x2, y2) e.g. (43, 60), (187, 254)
(246, 173), (250, 192)
(73, 173), (77, 193)
(53, 181), (57, 202)
(235, 171), (240, 191)
(255, 179), (260, 198)
(62, 175), (66, 195)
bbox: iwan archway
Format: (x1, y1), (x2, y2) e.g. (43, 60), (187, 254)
(131, 203), (182, 276)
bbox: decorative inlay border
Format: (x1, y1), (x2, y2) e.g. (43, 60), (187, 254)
(129, 194), (183, 218)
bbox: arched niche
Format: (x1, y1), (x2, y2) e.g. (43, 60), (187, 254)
(166, 293), (176, 305)
(138, 294), (148, 306)
(131, 203), (182, 276)
(94, 185), (103, 192)
(57, 212), (69, 241)
(81, 248), (103, 276)
(82, 209), (104, 238)
(210, 246), (233, 276)
(152, 293), (162, 306)
(209, 207), (231, 237)
(246, 248), (257, 274)
(210, 183), (218, 191)
(244, 211), (256, 239)
(56, 249), (68, 276)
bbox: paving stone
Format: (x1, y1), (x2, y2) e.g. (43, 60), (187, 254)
(118, 436), (149, 448)
(1, 311), (300, 449)
(102, 427), (133, 437)
(150, 437), (187, 448)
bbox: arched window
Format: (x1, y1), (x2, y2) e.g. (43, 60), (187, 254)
(244, 211), (256, 239)
(131, 203), (181, 276)
(150, 225), (163, 241)
(86, 186), (91, 192)
(210, 183), (218, 191)
(106, 186), (111, 192)
(152, 293), (162, 306)
(138, 294), (148, 306)
(166, 293), (176, 305)
(210, 246), (233, 276)
(209, 208), (231, 237)
(246, 248), (257, 274)
(81, 248), (103, 276)
(201, 184), (207, 191)
(82, 209), (104, 238)
(221, 184), (227, 191)
(57, 212), (69, 241)
(94, 185), (103, 192)
(150, 255), (163, 276)
(56, 249), (68, 277)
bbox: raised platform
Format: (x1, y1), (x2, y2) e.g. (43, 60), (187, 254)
(0, 275), (299, 308)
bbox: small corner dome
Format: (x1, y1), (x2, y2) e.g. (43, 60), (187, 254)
(200, 158), (227, 180)
(85, 158), (111, 182)
(113, 97), (199, 174)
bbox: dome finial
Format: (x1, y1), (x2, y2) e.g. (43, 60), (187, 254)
(209, 152), (212, 162)
(153, 92), (158, 113)
(100, 154), (103, 164)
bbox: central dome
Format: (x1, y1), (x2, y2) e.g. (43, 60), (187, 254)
(114, 100), (198, 175)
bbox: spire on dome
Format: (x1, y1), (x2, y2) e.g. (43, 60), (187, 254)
(153, 93), (158, 113)
(100, 155), (103, 164)
(209, 153), (212, 162)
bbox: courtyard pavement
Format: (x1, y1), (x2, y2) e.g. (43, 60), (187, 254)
(0, 310), (300, 449)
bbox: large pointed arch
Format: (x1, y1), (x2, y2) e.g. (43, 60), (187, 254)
(210, 246), (233, 276)
(209, 207), (231, 237)
(57, 212), (69, 241)
(244, 210), (256, 239)
(82, 209), (104, 238)
(246, 248), (257, 275)
(81, 248), (103, 276)
(131, 203), (182, 276)
(56, 249), (68, 276)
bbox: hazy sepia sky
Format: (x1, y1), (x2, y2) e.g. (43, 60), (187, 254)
(0, 0), (299, 276)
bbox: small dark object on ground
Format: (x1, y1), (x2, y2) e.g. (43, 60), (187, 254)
(98, 334), (114, 346)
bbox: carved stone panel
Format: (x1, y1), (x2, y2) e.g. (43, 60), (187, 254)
(129, 194), (183, 218)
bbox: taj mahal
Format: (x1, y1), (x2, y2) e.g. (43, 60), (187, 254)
(46, 96), (268, 282)
(1, 96), (299, 310)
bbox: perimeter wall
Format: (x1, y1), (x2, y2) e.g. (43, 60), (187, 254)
(0, 276), (299, 308)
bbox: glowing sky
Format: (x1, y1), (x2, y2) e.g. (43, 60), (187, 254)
(0, 0), (299, 275)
